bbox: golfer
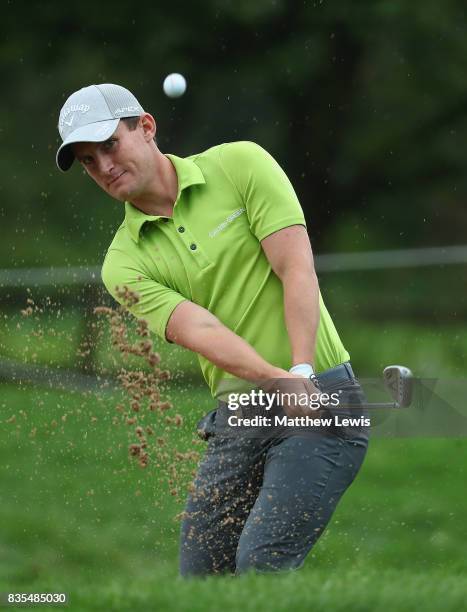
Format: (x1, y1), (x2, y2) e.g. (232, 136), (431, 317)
(56, 83), (369, 576)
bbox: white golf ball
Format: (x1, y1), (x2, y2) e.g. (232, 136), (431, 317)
(163, 73), (187, 98)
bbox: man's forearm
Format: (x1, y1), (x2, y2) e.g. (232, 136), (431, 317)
(282, 268), (320, 367)
(166, 301), (285, 382)
(260, 225), (320, 370)
(194, 322), (285, 381)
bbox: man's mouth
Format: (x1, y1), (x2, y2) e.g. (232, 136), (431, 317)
(108, 171), (126, 187)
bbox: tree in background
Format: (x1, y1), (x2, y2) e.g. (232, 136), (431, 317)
(2, 0), (467, 267)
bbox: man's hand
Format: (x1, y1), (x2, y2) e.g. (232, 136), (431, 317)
(261, 372), (323, 418)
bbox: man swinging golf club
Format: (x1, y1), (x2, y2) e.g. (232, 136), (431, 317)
(56, 83), (372, 576)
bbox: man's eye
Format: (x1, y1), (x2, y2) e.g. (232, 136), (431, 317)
(103, 139), (117, 150)
(82, 157), (93, 165)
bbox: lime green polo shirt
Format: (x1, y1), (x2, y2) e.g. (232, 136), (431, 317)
(101, 141), (350, 399)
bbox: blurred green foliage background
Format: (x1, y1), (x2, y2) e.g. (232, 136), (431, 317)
(2, 0), (467, 268)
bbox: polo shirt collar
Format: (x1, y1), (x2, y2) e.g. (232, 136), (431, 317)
(125, 154), (206, 244)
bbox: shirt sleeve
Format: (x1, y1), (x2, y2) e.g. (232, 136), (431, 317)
(101, 249), (187, 343)
(218, 141), (307, 241)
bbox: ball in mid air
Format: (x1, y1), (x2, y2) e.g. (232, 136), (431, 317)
(163, 73), (187, 98)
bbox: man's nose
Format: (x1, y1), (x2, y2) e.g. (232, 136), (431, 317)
(96, 153), (114, 175)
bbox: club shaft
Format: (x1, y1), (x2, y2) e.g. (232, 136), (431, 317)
(334, 401), (399, 410)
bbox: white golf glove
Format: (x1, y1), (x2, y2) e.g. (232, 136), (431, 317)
(289, 363), (320, 389)
(289, 363), (314, 377)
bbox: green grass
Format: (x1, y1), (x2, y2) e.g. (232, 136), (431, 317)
(1, 305), (467, 610)
(1, 383), (467, 611)
(14, 567), (467, 612)
(0, 308), (201, 379)
(2, 304), (467, 380)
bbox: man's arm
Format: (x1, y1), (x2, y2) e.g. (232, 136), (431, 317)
(261, 224), (319, 368)
(166, 300), (288, 382)
(102, 246), (291, 383)
(166, 279), (319, 417)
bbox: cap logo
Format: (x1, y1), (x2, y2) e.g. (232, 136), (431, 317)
(59, 103), (90, 130)
(114, 106), (140, 115)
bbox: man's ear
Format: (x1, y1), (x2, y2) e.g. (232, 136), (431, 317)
(140, 113), (156, 142)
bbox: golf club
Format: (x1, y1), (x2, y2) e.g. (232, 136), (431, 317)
(334, 365), (413, 410)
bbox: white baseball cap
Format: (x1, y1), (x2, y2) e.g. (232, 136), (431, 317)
(56, 83), (145, 172)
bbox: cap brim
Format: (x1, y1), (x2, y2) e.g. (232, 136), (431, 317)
(56, 118), (120, 172)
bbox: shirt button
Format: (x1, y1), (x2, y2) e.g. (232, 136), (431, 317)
(178, 226), (185, 233)
(190, 243), (197, 251)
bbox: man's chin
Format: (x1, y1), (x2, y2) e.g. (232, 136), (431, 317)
(106, 189), (127, 202)
(107, 185), (135, 202)
(114, 192), (129, 202)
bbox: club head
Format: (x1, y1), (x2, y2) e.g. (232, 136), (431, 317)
(383, 365), (413, 407)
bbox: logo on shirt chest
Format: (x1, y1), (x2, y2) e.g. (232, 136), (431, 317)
(209, 207), (246, 238)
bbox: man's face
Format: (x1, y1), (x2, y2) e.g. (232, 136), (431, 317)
(72, 117), (155, 202)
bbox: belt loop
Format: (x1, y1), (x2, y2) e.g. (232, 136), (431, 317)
(344, 362), (354, 379)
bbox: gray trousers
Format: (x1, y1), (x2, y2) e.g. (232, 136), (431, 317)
(180, 363), (369, 577)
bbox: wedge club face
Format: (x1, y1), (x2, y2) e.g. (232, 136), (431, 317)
(330, 365), (414, 410)
(383, 365), (413, 408)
